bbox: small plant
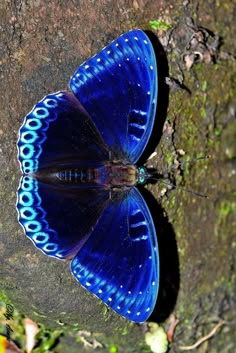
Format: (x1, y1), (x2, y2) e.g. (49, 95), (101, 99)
(149, 20), (171, 31)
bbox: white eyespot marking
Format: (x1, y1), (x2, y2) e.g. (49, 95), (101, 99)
(117, 306), (121, 310)
(127, 310), (131, 314)
(85, 282), (91, 287)
(22, 179), (33, 191)
(120, 285), (123, 288)
(146, 307), (150, 312)
(20, 206), (36, 220)
(144, 40), (148, 44)
(76, 73), (80, 77)
(21, 131), (37, 144)
(108, 297), (112, 302)
(137, 57), (140, 60)
(85, 65), (89, 69)
(152, 281), (155, 286)
(22, 159), (37, 174)
(19, 191), (33, 207)
(32, 232), (49, 244)
(128, 291), (131, 294)
(115, 43), (119, 47)
(33, 107), (49, 119)
(43, 243), (58, 252)
(25, 118), (42, 130)
(139, 264), (142, 268)
(97, 58), (101, 62)
(44, 98), (57, 108)
(134, 36), (138, 40)
(147, 91), (150, 95)
(137, 312), (141, 316)
(107, 50), (111, 54)
(139, 291), (142, 295)
(20, 144), (34, 159)
(150, 65), (154, 70)
(98, 289), (103, 293)
(126, 58), (130, 61)
(149, 255), (152, 259)
(125, 38), (128, 42)
(118, 64), (122, 67)
(77, 274), (81, 278)
(25, 220), (41, 233)
(137, 83), (141, 87)
(23, 176), (30, 182)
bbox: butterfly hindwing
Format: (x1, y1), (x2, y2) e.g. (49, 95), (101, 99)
(70, 29), (158, 163)
(71, 187), (159, 322)
(17, 176), (110, 259)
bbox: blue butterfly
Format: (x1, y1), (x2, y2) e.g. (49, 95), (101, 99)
(16, 29), (159, 323)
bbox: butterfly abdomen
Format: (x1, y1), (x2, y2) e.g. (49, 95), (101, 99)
(57, 168), (95, 183)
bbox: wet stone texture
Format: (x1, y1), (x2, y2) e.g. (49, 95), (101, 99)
(0, 1), (235, 352)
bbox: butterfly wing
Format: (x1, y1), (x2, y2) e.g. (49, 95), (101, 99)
(71, 187), (159, 322)
(70, 29), (157, 163)
(17, 91), (112, 259)
(17, 30), (159, 321)
(17, 176), (110, 259)
(17, 91), (110, 174)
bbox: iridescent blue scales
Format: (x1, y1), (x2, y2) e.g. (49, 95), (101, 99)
(16, 29), (159, 322)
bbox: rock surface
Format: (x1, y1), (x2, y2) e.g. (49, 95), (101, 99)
(0, 0), (235, 352)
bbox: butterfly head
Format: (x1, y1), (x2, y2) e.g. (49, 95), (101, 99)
(137, 166), (152, 185)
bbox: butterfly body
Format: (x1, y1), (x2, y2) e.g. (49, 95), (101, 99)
(17, 29), (159, 322)
(31, 163), (139, 188)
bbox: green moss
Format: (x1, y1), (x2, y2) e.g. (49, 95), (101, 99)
(201, 80), (208, 92)
(149, 20), (171, 31)
(219, 200), (236, 220)
(200, 107), (207, 118)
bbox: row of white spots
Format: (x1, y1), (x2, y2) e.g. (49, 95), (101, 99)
(19, 96), (59, 173)
(74, 259), (153, 319)
(123, 36), (148, 44)
(18, 175), (59, 254)
(82, 56), (153, 73)
(73, 33), (155, 100)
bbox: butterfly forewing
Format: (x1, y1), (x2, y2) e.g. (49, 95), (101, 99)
(70, 29), (158, 163)
(17, 91), (110, 174)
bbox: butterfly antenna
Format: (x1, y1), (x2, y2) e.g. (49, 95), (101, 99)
(169, 154), (211, 173)
(159, 179), (208, 198)
(147, 154), (211, 198)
